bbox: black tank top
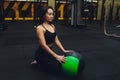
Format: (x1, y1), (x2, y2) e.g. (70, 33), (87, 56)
(42, 24), (57, 44)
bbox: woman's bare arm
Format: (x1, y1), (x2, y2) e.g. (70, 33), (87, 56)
(52, 24), (73, 53)
(55, 36), (66, 52)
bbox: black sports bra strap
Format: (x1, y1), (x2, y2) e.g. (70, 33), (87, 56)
(42, 24), (56, 31)
(42, 24), (46, 30)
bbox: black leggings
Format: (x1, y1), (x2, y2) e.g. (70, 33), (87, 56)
(35, 46), (62, 73)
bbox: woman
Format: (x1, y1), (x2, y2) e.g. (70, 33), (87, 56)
(31, 6), (72, 73)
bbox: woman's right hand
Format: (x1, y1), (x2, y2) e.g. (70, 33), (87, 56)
(55, 55), (66, 63)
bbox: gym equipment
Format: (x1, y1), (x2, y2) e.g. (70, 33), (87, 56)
(62, 51), (85, 76)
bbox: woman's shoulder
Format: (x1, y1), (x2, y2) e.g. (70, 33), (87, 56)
(36, 25), (45, 31)
(36, 24), (43, 29)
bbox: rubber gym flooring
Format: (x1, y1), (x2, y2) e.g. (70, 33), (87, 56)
(0, 21), (120, 80)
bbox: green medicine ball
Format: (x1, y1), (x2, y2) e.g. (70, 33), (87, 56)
(62, 56), (79, 76)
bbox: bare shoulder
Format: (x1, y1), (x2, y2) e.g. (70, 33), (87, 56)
(36, 25), (45, 32)
(36, 25), (42, 29)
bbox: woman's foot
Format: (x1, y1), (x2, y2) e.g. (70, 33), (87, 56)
(31, 60), (38, 65)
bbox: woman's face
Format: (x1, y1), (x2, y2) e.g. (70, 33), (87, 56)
(44, 8), (54, 22)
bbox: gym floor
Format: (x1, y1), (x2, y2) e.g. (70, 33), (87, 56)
(0, 21), (120, 80)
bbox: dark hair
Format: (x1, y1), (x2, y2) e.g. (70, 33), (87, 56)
(38, 6), (54, 24)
